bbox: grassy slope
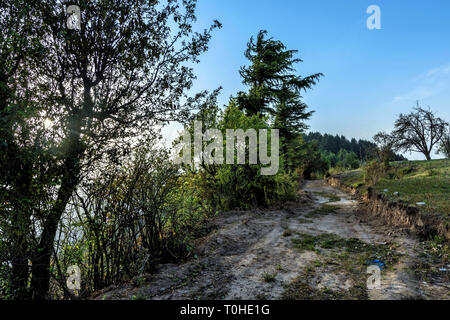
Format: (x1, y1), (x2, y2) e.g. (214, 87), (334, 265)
(335, 159), (450, 220)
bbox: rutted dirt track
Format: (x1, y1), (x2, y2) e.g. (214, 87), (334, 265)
(93, 180), (449, 300)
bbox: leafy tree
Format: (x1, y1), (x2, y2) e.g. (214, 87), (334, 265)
(183, 102), (296, 209)
(173, 93), (223, 209)
(373, 131), (396, 167)
(216, 104), (292, 208)
(364, 160), (387, 186)
(322, 150), (338, 167)
(285, 136), (329, 178)
(438, 129), (450, 159)
(336, 149), (359, 170)
(0, 0), (47, 299)
(1, 0), (220, 299)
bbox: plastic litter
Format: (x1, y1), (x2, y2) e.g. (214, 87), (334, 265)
(416, 202), (426, 206)
(393, 192), (399, 196)
(383, 189), (389, 192)
(366, 259), (385, 270)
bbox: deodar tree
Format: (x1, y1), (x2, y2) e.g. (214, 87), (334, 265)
(237, 30), (322, 119)
(1, 0), (220, 299)
(236, 30), (323, 171)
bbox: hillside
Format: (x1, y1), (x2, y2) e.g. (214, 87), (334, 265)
(334, 159), (450, 220)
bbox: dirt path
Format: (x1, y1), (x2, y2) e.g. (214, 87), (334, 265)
(93, 180), (449, 300)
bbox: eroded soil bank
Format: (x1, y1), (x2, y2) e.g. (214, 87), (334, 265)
(92, 180), (449, 300)
(327, 177), (450, 241)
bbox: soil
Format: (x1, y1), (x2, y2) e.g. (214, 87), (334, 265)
(92, 180), (449, 300)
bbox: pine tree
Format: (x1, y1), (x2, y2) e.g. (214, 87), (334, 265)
(274, 86), (314, 155)
(237, 30), (322, 117)
(236, 30), (323, 171)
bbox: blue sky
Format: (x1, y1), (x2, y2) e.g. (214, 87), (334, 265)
(165, 0), (450, 160)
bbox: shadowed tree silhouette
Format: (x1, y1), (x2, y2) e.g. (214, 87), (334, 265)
(378, 102), (448, 161)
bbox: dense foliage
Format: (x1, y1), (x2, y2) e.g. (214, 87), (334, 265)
(2, 1), (401, 300)
(52, 142), (212, 297)
(178, 103), (298, 210)
(438, 129), (450, 159)
(176, 29), (325, 209)
(0, 0), (220, 299)
(302, 131), (408, 173)
(0, 0), (327, 298)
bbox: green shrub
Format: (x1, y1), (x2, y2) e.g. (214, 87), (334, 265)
(364, 160), (387, 186)
(181, 104), (298, 210)
(394, 166), (415, 179)
(286, 137), (330, 179)
(336, 149), (360, 170)
(263, 272), (277, 282)
(54, 144), (209, 295)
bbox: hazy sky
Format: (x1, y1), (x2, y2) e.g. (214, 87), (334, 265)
(164, 0), (450, 160)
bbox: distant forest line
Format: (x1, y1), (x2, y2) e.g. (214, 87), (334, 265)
(303, 132), (408, 169)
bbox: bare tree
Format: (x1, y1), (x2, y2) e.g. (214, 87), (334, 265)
(390, 102), (448, 160)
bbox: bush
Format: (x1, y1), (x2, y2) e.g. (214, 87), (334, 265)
(439, 133), (450, 158)
(52, 144), (210, 296)
(286, 137), (330, 179)
(364, 160), (387, 186)
(179, 104), (298, 210)
(384, 164), (416, 180)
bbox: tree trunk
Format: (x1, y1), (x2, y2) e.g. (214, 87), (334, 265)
(9, 151), (33, 299)
(30, 160), (81, 299)
(11, 248), (30, 299)
(29, 79), (91, 299)
(11, 207), (32, 299)
(30, 123), (84, 299)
